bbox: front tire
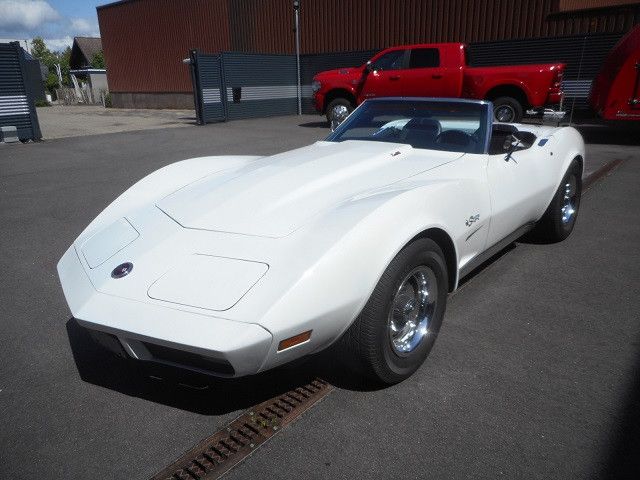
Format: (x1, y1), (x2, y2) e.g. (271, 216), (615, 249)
(532, 159), (582, 242)
(338, 238), (448, 384)
(325, 98), (353, 130)
(492, 96), (524, 123)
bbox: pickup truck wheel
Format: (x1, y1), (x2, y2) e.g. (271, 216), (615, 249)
(532, 159), (582, 242)
(326, 98), (353, 129)
(338, 238), (448, 385)
(492, 96), (523, 123)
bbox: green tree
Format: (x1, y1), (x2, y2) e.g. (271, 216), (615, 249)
(31, 37), (73, 94)
(59, 46), (72, 86)
(31, 37), (57, 69)
(90, 51), (106, 69)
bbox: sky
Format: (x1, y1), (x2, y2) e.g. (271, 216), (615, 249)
(0, 0), (105, 52)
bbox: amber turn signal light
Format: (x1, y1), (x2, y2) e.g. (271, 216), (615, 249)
(278, 330), (312, 351)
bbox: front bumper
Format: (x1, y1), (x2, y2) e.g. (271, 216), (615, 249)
(58, 246), (273, 377)
(312, 92), (325, 113)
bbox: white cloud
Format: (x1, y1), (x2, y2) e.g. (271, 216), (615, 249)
(70, 17), (98, 35)
(0, 0), (60, 31)
(44, 35), (72, 51)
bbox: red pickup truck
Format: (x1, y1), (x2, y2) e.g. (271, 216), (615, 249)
(312, 43), (564, 124)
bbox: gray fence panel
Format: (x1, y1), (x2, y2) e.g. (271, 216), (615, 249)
(0, 42), (41, 140)
(24, 59), (46, 103)
(193, 51), (225, 124)
(222, 52), (297, 120)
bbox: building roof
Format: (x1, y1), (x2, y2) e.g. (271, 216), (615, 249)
(69, 37), (102, 69)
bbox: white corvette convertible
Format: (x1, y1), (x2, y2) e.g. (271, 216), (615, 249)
(58, 98), (584, 384)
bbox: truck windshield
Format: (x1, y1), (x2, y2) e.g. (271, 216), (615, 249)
(326, 99), (489, 154)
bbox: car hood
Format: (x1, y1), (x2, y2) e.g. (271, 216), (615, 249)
(157, 141), (462, 238)
(315, 66), (362, 78)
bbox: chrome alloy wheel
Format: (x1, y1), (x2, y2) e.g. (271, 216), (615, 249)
(561, 174), (578, 224)
(388, 266), (438, 356)
(494, 104), (516, 123)
(329, 104), (349, 131)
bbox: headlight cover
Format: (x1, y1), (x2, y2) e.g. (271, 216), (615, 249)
(311, 80), (321, 93)
(81, 218), (139, 269)
(148, 255), (268, 311)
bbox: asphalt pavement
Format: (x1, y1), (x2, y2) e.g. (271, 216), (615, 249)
(0, 115), (638, 479)
(36, 105), (197, 139)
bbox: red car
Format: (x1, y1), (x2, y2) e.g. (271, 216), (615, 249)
(312, 43), (564, 124)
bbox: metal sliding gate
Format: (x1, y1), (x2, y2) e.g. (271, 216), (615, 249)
(189, 50), (297, 124)
(0, 42), (41, 141)
(189, 50), (225, 124)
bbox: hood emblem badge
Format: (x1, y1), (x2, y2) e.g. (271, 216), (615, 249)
(111, 262), (133, 279)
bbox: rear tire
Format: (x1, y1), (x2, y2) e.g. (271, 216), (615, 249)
(532, 159), (582, 242)
(492, 96), (523, 123)
(337, 238), (448, 385)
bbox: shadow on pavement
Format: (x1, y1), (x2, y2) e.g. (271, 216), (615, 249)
(298, 121), (329, 129)
(576, 124), (640, 146)
(599, 344), (640, 479)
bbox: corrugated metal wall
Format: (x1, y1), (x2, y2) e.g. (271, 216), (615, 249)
(299, 0), (638, 51)
(98, 0), (232, 93)
(98, 0), (640, 94)
(558, 0), (639, 12)
(0, 42), (41, 141)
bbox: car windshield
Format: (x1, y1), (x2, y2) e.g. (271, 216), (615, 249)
(326, 99), (489, 154)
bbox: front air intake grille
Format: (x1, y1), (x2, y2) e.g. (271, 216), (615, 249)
(142, 342), (235, 377)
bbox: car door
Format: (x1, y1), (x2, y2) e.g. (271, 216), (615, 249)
(359, 49), (406, 101)
(402, 47), (460, 97)
(485, 144), (545, 246)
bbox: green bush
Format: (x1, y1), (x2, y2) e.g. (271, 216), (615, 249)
(35, 99), (49, 107)
(104, 92), (112, 108)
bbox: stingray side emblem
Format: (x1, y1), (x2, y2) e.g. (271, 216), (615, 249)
(465, 214), (480, 227)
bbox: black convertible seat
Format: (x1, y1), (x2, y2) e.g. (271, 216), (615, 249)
(489, 123), (537, 154)
(400, 117), (441, 148)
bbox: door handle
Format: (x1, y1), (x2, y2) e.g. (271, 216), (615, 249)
(432, 74), (443, 79)
(390, 75), (401, 80)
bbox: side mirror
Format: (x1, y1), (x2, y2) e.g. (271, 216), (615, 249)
(502, 134), (515, 152)
(365, 60), (374, 73)
(503, 134), (521, 162)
